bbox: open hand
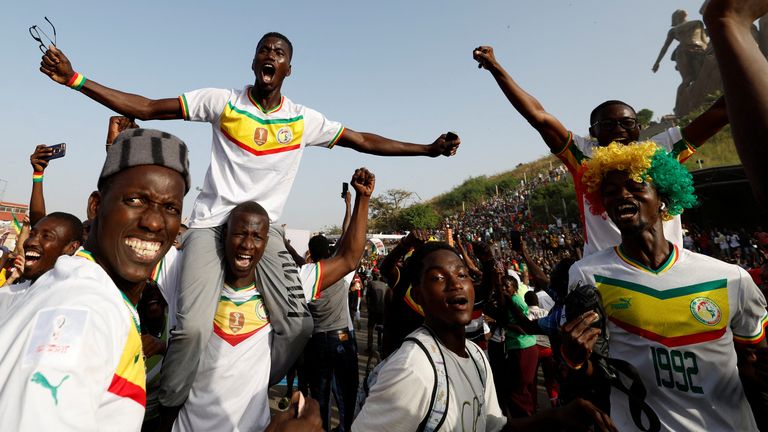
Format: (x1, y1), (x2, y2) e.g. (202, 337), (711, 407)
(428, 133), (460, 157)
(39, 45), (75, 86)
(30, 145), (52, 172)
(351, 167), (376, 197)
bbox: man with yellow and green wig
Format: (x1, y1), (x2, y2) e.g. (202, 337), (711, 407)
(561, 141), (767, 431)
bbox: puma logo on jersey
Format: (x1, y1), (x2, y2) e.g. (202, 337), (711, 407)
(610, 297), (632, 310)
(31, 371), (69, 405)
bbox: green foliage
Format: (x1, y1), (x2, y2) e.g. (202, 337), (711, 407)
(369, 189), (415, 232)
(528, 178), (579, 225)
(398, 204), (441, 230)
(637, 108), (654, 127)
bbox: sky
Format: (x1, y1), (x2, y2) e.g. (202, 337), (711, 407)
(1, 0), (706, 232)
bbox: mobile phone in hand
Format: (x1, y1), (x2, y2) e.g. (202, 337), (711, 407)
(445, 132), (458, 141)
(43, 143), (66, 160)
(510, 230), (522, 250)
(342, 182), (349, 198)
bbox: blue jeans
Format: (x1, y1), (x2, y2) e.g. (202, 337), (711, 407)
(306, 329), (359, 431)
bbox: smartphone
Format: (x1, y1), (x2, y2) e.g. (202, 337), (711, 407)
(445, 131), (458, 141)
(510, 230), (522, 250)
(341, 182), (349, 198)
(43, 143), (66, 161)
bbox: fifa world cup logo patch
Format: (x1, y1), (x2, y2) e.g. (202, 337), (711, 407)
(254, 128), (268, 146)
(229, 312), (245, 333)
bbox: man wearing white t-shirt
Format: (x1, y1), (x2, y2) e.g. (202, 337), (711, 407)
(154, 168), (374, 431)
(41, 33), (460, 412)
(472, 45), (728, 256)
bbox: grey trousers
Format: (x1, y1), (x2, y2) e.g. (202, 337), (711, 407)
(158, 224), (314, 407)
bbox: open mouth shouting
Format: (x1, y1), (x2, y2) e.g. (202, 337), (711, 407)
(614, 201), (639, 222)
(234, 253), (254, 270)
(446, 294), (470, 311)
(24, 249), (42, 268)
(260, 63), (277, 85)
(124, 237), (162, 263)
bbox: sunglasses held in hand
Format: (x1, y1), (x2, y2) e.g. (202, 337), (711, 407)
(29, 17), (57, 54)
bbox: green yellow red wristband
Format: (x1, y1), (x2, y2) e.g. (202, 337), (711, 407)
(33, 172), (44, 183)
(66, 72), (87, 91)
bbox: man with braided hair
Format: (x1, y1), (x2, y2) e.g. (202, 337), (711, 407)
(561, 141), (767, 431)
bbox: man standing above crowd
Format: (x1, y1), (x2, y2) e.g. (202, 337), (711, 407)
(39, 32), (460, 413)
(472, 46), (727, 256)
(562, 141), (767, 431)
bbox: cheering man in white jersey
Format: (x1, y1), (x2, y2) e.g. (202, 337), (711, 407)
(152, 168), (374, 431)
(0, 129), (189, 431)
(561, 141), (768, 431)
(472, 46), (728, 256)
(40, 32), (460, 414)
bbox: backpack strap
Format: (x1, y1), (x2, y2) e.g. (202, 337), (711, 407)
(405, 327), (450, 432)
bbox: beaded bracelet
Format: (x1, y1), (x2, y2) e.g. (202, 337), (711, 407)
(560, 346), (584, 370)
(66, 72), (87, 91)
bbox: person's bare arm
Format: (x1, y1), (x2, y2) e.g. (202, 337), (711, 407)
(473, 46), (569, 152)
(336, 129), (459, 157)
(681, 96), (728, 147)
(653, 30), (676, 73)
(520, 240), (549, 289)
(339, 191), (352, 240)
(704, 0), (768, 205)
(379, 230), (428, 285)
(316, 168), (375, 292)
(29, 145), (51, 226)
(284, 238), (306, 267)
(40, 46), (181, 121)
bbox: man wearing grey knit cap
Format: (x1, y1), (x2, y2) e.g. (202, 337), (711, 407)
(0, 128), (188, 431)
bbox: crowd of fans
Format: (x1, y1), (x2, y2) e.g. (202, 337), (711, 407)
(3, 2), (768, 431)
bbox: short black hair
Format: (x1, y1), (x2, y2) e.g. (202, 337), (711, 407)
(44, 212), (84, 245)
(407, 242), (462, 287)
(258, 32), (293, 59)
(524, 291), (539, 307)
(308, 235), (330, 261)
(589, 100), (636, 125)
(228, 201), (269, 228)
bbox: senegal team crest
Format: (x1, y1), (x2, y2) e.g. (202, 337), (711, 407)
(277, 126), (293, 144)
(256, 301), (269, 321)
(254, 127), (268, 146)
(229, 312), (245, 333)
(690, 297), (722, 326)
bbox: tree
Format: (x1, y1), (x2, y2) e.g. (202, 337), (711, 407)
(398, 204), (441, 230)
(369, 189), (415, 232)
(528, 178), (579, 225)
(637, 108), (654, 127)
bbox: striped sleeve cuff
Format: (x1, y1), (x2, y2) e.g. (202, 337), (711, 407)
(327, 126), (346, 149)
(733, 312), (768, 345)
(179, 95), (190, 121)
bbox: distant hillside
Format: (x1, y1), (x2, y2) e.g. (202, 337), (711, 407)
(429, 129), (739, 216)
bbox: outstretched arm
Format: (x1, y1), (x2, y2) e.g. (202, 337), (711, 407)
(473, 46), (569, 152)
(40, 46), (181, 121)
(336, 129), (459, 157)
(653, 31), (676, 73)
(316, 168), (375, 292)
(704, 0), (768, 205)
(681, 96), (729, 147)
(29, 145), (51, 226)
